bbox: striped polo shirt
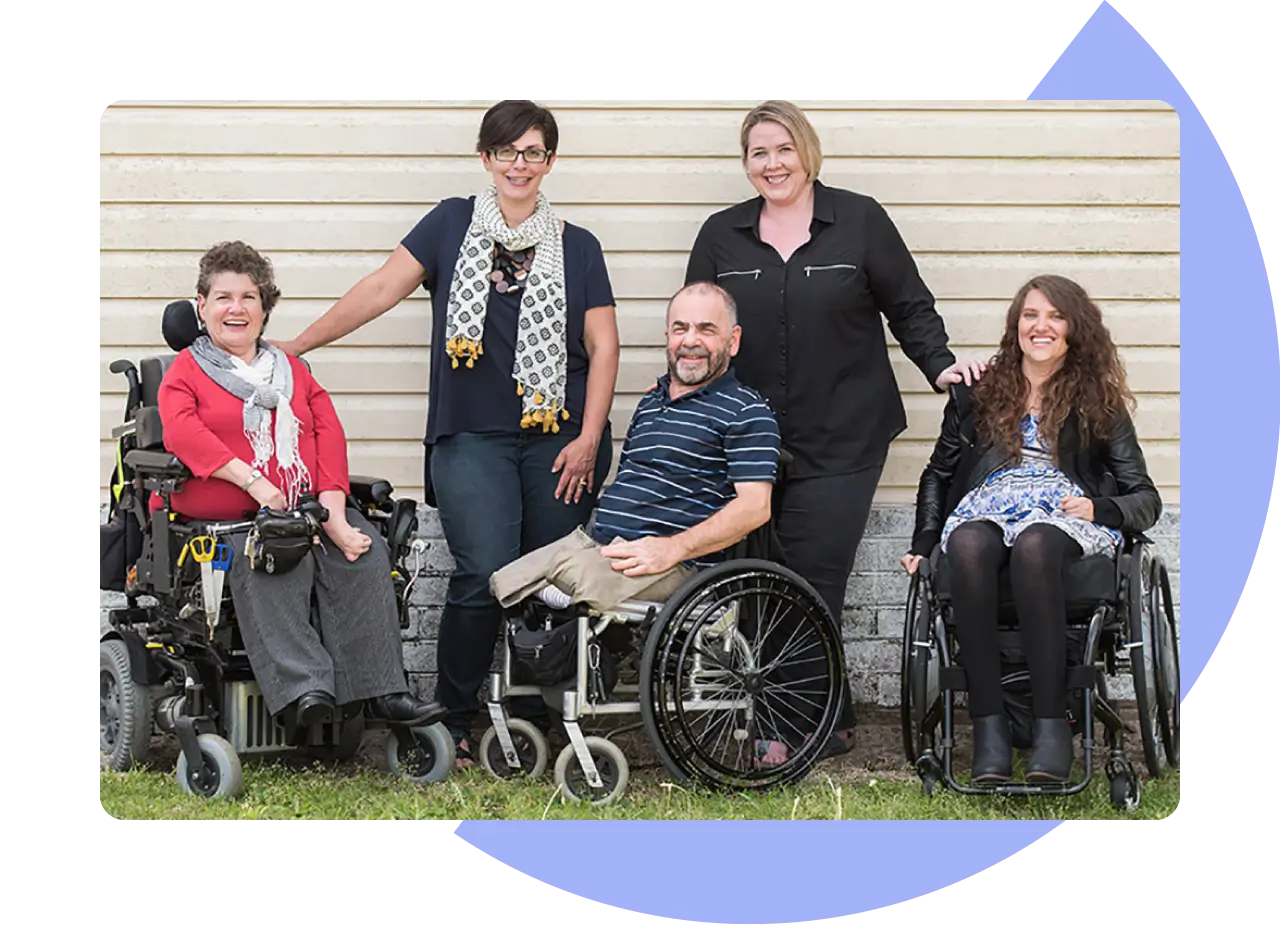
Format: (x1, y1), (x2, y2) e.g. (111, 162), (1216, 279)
(591, 369), (780, 566)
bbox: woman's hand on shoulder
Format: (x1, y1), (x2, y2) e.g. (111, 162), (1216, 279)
(935, 358), (987, 390)
(900, 553), (923, 575)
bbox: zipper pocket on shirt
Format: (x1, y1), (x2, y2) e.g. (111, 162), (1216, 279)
(804, 264), (858, 277)
(717, 269), (762, 280)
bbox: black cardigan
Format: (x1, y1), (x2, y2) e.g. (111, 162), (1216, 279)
(910, 383), (1163, 555)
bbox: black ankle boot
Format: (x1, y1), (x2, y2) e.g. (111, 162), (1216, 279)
(1026, 718), (1073, 782)
(970, 714), (1013, 783)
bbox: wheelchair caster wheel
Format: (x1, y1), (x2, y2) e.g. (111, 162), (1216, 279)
(479, 718), (549, 780)
(1108, 767), (1140, 813)
(554, 738), (628, 806)
(385, 722), (452, 784)
(176, 734), (244, 800)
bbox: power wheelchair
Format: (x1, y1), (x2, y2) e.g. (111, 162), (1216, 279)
(900, 529), (1180, 812)
(100, 302), (453, 799)
(477, 469), (849, 805)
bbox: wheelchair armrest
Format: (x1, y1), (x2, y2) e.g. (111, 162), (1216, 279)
(349, 475), (393, 508)
(124, 448), (188, 476)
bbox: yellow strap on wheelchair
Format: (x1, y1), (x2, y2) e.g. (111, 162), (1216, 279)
(112, 442), (125, 503)
(177, 541), (191, 568)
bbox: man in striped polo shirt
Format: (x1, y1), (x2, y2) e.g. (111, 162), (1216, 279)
(491, 282), (780, 611)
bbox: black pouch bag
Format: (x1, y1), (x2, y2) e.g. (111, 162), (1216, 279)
(245, 508), (317, 575)
(507, 601), (579, 686)
(100, 499), (143, 591)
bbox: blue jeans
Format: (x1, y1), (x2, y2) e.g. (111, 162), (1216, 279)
(430, 427), (613, 739)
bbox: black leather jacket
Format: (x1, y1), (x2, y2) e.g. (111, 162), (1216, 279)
(910, 383), (1163, 555)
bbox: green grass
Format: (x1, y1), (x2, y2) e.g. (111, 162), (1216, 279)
(101, 755), (1179, 821)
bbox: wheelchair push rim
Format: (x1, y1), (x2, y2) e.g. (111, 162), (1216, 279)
(1150, 554), (1180, 769)
(1127, 543), (1166, 779)
(900, 571), (942, 768)
(639, 559), (845, 792)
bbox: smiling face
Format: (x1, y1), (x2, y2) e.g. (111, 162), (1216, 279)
(1017, 287), (1071, 371)
(666, 288), (741, 392)
(481, 127), (555, 216)
(744, 120), (810, 207)
(198, 272), (265, 360)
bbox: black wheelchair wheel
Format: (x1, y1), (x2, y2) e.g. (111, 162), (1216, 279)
(1127, 543), (1164, 778)
(639, 560), (844, 792)
(1150, 556), (1180, 769)
(100, 639), (151, 772)
(900, 572), (941, 766)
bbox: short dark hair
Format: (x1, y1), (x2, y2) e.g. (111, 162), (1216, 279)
(196, 241), (282, 323)
(476, 100), (559, 154)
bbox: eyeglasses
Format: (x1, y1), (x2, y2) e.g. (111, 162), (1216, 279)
(489, 145), (552, 164)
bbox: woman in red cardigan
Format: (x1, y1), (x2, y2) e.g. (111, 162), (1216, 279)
(158, 241), (445, 731)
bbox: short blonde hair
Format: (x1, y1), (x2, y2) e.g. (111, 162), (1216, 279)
(740, 101), (823, 182)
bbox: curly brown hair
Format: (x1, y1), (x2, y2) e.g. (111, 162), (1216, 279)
(973, 274), (1135, 461)
(196, 241), (282, 323)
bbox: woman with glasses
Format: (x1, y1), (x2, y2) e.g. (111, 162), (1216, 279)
(280, 100), (620, 766)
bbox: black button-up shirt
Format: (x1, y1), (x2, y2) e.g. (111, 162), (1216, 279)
(685, 180), (956, 479)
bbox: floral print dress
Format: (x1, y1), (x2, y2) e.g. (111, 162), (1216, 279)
(940, 414), (1123, 557)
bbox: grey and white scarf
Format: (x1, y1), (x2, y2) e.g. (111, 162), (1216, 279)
(189, 335), (311, 508)
(444, 185), (568, 432)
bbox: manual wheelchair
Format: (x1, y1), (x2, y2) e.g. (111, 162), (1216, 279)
(900, 529), (1180, 812)
(100, 304), (453, 799)
(476, 509), (849, 805)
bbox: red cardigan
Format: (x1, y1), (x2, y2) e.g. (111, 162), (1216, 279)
(156, 350), (350, 521)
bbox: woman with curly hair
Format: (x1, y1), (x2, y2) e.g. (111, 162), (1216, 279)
(902, 275), (1162, 783)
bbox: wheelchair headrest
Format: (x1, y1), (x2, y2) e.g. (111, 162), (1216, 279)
(163, 299), (202, 352)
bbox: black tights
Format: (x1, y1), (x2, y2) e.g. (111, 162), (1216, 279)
(946, 521), (1083, 720)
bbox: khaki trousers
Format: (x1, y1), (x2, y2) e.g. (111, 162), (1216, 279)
(489, 527), (694, 612)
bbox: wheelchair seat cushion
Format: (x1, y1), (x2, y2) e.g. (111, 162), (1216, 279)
(934, 552), (1119, 622)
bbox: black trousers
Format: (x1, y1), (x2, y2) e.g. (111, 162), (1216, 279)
(772, 463), (885, 731)
(945, 521), (1083, 720)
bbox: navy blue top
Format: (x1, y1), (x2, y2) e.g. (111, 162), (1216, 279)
(591, 370), (781, 567)
(401, 197), (615, 444)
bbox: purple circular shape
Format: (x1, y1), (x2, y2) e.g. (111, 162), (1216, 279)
(457, 3), (1278, 921)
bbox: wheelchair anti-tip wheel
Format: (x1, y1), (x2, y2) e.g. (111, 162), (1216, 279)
(176, 734), (244, 800)
(100, 639), (151, 772)
(479, 718), (549, 780)
(554, 737), (629, 805)
(640, 560), (844, 792)
(384, 723), (452, 784)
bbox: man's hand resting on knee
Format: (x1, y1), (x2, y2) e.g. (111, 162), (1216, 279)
(598, 482), (773, 577)
(600, 536), (685, 577)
